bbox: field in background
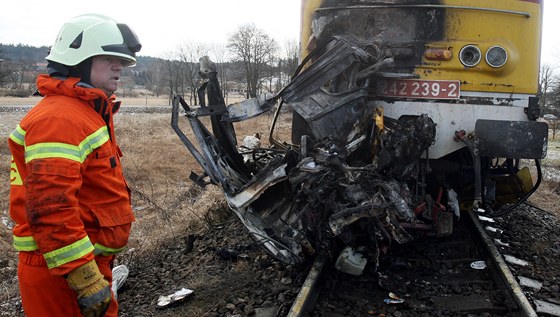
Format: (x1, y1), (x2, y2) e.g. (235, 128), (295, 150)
(0, 96), (170, 107)
(0, 92), (248, 108)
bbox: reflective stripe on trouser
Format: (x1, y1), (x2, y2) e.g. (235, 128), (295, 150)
(18, 252), (118, 317)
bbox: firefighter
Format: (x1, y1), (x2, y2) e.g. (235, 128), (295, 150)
(7, 14), (141, 317)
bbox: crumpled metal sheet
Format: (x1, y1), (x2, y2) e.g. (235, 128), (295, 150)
(173, 35), (438, 266)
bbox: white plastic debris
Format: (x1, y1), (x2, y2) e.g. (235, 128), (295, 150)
(157, 288), (194, 308)
(503, 254), (529, 266)
(1, 216), (13, 229)
(493, 238), (510, 247)
(477, 215), (495, 223)
(485, 226), (503, 234)
(111, 265), (129, 301)
(518, 276), (543, 291)
(470, 260), (487, 270)
(534, 299), (560, 316)
(447, 189), (460, 219)
(384, 293), (404, 304)
(335, 246), (367, 276)
(302, 160), (318, 170)
(240, 134), (261, 162)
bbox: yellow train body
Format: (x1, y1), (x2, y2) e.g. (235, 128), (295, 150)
(300, 0), (542, 94)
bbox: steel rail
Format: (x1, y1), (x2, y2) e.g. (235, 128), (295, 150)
(467, 210), (538, 317)
(286, 254), (326, 317)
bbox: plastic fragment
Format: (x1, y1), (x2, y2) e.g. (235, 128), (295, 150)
(493, 238), (510, 247)
(111, 265), (129, 301)
(485, 226), (503, 234)
(503, 254), (529, 266)
(478, 215), (495, 222)
(384, 292), (404, 304)
(157, 288), (194, 308)
(470, 260), (487, 270)
(518, 276), (543, 291)
(534, 299), (560, 316)
(384, 298), (404, 304)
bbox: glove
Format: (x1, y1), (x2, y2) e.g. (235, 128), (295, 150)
(66, 260), (111, 317)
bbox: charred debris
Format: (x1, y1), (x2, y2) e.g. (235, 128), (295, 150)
(171, 36), (458, 274)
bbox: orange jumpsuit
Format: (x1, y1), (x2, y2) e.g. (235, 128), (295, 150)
(8, 74), (135, 317)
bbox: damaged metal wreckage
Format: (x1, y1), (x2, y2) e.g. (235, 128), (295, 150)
(171, 36), (454, 275)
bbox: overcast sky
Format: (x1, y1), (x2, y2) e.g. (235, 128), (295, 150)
(0, 0), (558, 66)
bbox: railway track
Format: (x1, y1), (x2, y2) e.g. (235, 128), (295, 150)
(285, 210), (538, 317)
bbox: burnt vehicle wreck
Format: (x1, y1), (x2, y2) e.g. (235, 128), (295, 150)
(172, 37), (456, 272)
(172, 1), (547, 274)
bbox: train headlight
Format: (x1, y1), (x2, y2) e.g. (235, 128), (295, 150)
(485, 46), (508, 68)
(459, 45), (482, 67)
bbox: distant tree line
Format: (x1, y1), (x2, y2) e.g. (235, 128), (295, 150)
(0, 23), (299, 104)
(539, 64), (560, 138)
(539, 65), (560, 114)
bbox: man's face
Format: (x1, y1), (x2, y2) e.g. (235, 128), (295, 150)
(90, 56), (124, 96)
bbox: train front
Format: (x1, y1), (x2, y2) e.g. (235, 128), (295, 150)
(296, 0), (547, 216)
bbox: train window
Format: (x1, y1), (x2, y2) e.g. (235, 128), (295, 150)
(459, 45), (482, 67)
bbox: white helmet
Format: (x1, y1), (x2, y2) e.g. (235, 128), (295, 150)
(46, 14), (141, 67)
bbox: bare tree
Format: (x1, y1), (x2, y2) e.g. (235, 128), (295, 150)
(539, 64), (559, 114)
(277, 38), (300, 90)
(146, 59), (167, 98)
(209, 42), (231, 103)
(549, 79), (560, 120)
(159, 51), (184, 104)
(227, 23), (278, 98)
(0, 56), (16, 88)
(177, 42), (208, 105)
(548, 118), (560, 139)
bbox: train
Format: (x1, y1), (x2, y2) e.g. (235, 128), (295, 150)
(172, 0), (547, 273)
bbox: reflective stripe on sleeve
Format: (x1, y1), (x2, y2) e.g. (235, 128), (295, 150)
(12, 235), (39, 251)
(93, 243), (127, 256)
(24, 126), (109, 163)
(43, 236), (95, 269)
(9, 125), (26, 146)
